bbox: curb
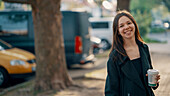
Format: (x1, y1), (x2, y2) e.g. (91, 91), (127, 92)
(0, 80), (33, 96)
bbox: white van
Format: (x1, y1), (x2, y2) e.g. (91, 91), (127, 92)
(89, 17), (114, 50)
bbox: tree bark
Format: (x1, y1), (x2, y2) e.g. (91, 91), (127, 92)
(3, 0), (73, 91)
(31, 0), (73, 91)
(117, 0), (130, 12)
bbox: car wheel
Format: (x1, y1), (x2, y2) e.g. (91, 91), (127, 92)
(100, 39), (111, 50)
(0, 68), (9, 87)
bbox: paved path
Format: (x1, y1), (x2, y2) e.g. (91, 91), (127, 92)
(147, 32), (170, 95)
(148, 44), (170, 96)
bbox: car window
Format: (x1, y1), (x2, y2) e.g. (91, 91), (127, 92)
(91, 22), (109, 29)
(0, 13), (28, 36)
(0, 40), (12, 50)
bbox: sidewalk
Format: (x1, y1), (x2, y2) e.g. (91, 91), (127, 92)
(148, 43), (170, 96)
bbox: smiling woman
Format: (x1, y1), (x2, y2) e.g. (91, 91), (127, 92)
(105, 10), (160, 96)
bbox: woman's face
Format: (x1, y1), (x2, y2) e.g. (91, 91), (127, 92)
(118, 16), (135, 40)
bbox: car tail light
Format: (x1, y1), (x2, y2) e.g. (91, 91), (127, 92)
(75, 36), (82, 54)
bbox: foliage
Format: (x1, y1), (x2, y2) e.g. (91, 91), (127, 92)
(163, 0), (170, 11)
(130, 0), (160, 13)
(152, 5), (170, 22)
(143, 37), (167, 43)
(130, 0), (161, 37)
(0, 0), (2, 7)
(130, 0), (170, 37)
(150, 27), (166, 33)
(131, 10), (152, 37)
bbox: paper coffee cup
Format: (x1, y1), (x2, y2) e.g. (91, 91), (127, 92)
(147, 69), (159, 87)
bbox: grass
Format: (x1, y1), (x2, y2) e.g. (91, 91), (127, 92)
(143, 37), (167, 43)
(150, 27), (166, 33)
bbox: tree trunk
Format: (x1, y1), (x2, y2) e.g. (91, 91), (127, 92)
(3, 0), (73, 92)
(117, 0), (130, 12)
(31, 0), (72, 91)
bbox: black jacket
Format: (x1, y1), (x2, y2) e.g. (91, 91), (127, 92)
(105, 41), (158, 96)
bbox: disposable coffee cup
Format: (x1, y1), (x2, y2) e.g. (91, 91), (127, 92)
(147, 69), (159, 87)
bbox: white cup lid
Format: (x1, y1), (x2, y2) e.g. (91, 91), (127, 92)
(147, 69), (159, 74)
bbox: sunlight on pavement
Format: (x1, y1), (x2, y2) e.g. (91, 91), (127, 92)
(85, 68), (107, 80)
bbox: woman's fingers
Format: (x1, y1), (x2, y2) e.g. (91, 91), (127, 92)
(146, 74), (160, 84)
(156, 75), (160, 81)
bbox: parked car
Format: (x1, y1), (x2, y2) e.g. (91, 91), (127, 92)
(0, 39), (36, 87)
(0, 11), (95, 68)
(89, 17), (114, 50)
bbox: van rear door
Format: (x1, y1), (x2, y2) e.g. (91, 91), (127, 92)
(62, 11), (94, 66)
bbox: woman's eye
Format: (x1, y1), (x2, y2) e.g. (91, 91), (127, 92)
(127, 22), (132, 24)
(119, 25), (123, 27)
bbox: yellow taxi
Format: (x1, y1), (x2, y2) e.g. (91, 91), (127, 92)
(0, 39), (36, 87)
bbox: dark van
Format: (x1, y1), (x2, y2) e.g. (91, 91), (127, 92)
(0, 11), (94, 67)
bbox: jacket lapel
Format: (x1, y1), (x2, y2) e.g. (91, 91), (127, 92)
(139, 45), (151, 89)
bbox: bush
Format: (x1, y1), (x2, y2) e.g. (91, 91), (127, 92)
(143, 37), (167, 43)
(131, 10), (152, 38)
(150, 27), (166, 33)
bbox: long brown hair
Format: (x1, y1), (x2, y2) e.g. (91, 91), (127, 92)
(110, 10), (144, 60)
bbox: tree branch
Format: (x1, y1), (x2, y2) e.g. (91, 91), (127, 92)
(2, 0), (35, 4)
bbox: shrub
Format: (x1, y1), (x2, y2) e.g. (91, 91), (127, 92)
(131, 10), (152, 38)
(150, 27), (166, 33)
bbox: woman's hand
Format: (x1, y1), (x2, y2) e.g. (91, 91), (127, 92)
(146, 74), (160, 87)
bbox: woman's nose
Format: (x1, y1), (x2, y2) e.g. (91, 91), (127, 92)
(124, 24), (129, 30)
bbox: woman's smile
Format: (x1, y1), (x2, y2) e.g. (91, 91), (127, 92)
(124, 28), (133, 35)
